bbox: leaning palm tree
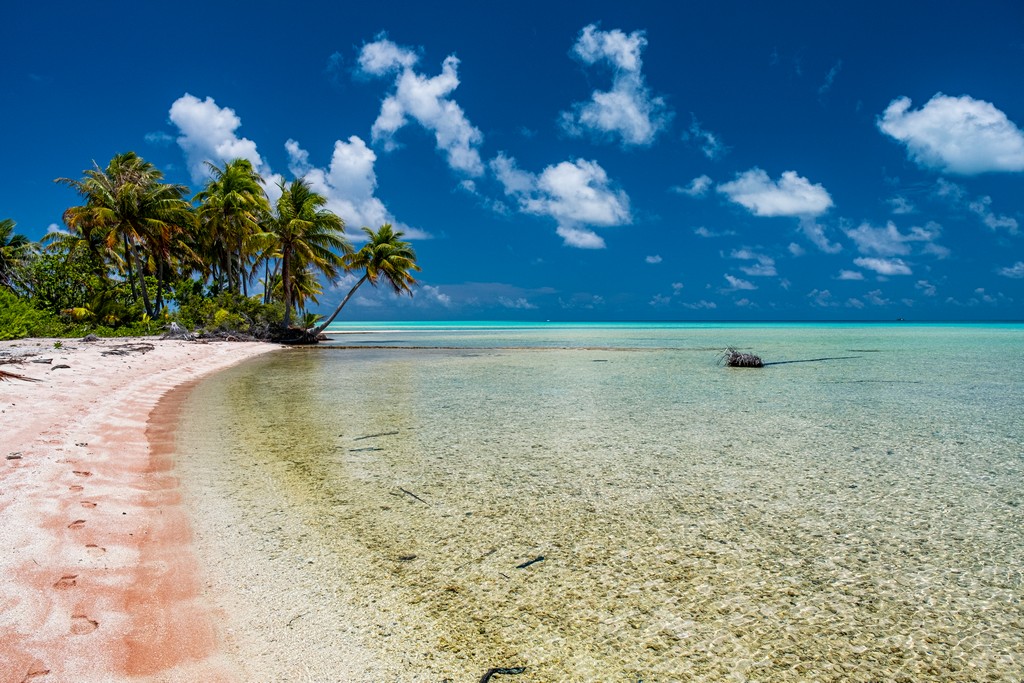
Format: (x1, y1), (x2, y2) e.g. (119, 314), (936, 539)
(311, 223), (420, 335)
(271, 178), (350, 327)
(0, 218), (32, 291)
(194, 158), (270, 294)
(56, 152), (193, 318)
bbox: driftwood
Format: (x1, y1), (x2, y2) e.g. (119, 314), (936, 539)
(720, 347), (763, 368)
(515, 556), (545, 569)
(0, 368), (40, 382)
(101, 343), (155, 356)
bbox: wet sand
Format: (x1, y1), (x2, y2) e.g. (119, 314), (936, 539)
(0, 337), (278, 683)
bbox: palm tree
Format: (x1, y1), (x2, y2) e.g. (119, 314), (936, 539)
(311, 223), (420, 335)
(271, 178), (350, 327)
(56, 152), (193, 317)
(0, 218), (32, 291)
(194, 159), (270, 295)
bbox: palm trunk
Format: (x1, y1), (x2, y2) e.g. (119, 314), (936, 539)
(282, 249), (293, 328)
(123, 234), (138, 300)
(132, 245), (155, 318)
(311, 273), (368, 335)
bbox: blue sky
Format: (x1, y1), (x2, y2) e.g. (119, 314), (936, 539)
(4, 1), (1023, 320)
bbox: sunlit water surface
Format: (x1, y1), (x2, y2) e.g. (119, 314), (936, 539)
(178, 323), (1023, 681)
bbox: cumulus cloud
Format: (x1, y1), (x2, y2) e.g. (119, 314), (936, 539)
(997, 261), (1024, 279)
(730, 249), (777, 276)
(491, 153), (631, 249)
(853, 257), (912, 276)
(878, 93), (1024, 174)
(916, 280), (937, 296)
(358, 36), (484, 176)
(645, 255), (662, 264)
(673, 174), (713, 197)
(837, 269), (864, 280)
(169, 94), (279, 185)
(144, 131), (174, 147)
(695, 226), (735, 238)
(887, 195), (916, 215)
(285, 136), (426, 239)
(845, 220), (943, 257)
(718, 168), (833, 217)
(560, 24), (671, 146)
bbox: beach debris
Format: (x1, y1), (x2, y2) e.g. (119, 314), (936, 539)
(101, 343), (155, 356)
(30, 358), (53, 364)
(479, 667), (527, 682)
(720, 347), (764, 368)
(51, 364), (71, 370)
(82, 334), (99, 342)
(0, 368), (41, 382)
(397, 487), (431, 506)
(7, 452), (22, 460)
(353, 430), (400, 441)
(162, 321), (197, 341)
(515, 555), (545, 569)
(397, 553), (417, 561)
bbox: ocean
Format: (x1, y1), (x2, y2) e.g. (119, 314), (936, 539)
(175, 322), (1023, 681)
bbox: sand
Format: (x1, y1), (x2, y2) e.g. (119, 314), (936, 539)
(0, 336), (279, 683)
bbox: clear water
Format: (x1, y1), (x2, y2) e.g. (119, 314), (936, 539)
(178, 323), (1024, 681)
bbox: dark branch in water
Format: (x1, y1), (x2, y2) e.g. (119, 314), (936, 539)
(353, 430), (400, 441)
(398, 487), (431, 506)
(515, 555), (545, 569)
(762, 356), (860, 366)
(479, 667), (527, 682)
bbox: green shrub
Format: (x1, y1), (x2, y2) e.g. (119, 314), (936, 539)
(0, 289), (60, 340)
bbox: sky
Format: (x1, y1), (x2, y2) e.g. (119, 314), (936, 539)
(3, 1), (1023, 321)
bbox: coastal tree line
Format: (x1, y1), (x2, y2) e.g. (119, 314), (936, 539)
(0, 153), (419, 342)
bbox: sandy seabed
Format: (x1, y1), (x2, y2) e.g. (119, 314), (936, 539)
(0, 337), (278, 683)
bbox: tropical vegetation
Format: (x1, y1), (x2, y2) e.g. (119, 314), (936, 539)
(0, 152), (420, 342)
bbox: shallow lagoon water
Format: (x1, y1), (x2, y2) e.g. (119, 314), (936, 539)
(179, 323), (1023, 681)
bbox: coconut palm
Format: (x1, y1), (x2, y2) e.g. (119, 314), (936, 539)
(0, 218), (32, 291)
(271, 178), (350, 327)
(194, 158), (270, 295)
(56, 152), (193, 317)
(311, 223), (420, 335)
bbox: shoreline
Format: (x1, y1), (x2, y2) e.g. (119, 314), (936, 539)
(0, 337), (280, 682)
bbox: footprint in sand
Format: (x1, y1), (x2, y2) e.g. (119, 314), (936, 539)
(70, 614), (98, 635)
(21, 661), (50, 682)
(72, 470), (92, 477)
(85, 544), (105, 556)
(67, 520), (86, 530)
(80, 501), (97, 508)
(53, 574), (78, 590)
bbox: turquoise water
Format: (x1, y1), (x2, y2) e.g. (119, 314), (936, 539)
(179, 323), (1023, 681)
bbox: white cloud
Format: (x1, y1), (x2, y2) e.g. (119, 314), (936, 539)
(681, 300), (717, 310)
(560, 24), (671, 146)
(878, 93), (1024, 174)
(694, 225), (735, 238)
(837, 270), (864, 281)
(683, 116), (727, 159)
(718, 168), (833, 217)
(730, 248), (777, 276)
(845, 220), (943, 257)
(723, 274), (756, 291)
(887, 195), (916, 214)
(645, 255), (662, 264)
(808, 289), (836, 307)
(788, 242), (806, 256)
(799, 218), (843, 254)
(491, 153), (631, 249)
(853, 257), (912, 276)
(285, 136), (427, 239)
(673, 175), (713, 197)
(169, 94), (271, 183)
(935, 179), (1019, 233)
(864, 289), (890, 306)
(359, 37), (484, 176)
(997, 261), (1024, 279)
(498, 296), (537, 310)
(916, 279), (937, 296)
(817, 60), (843, 98)
(144, 131), (174, 147)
